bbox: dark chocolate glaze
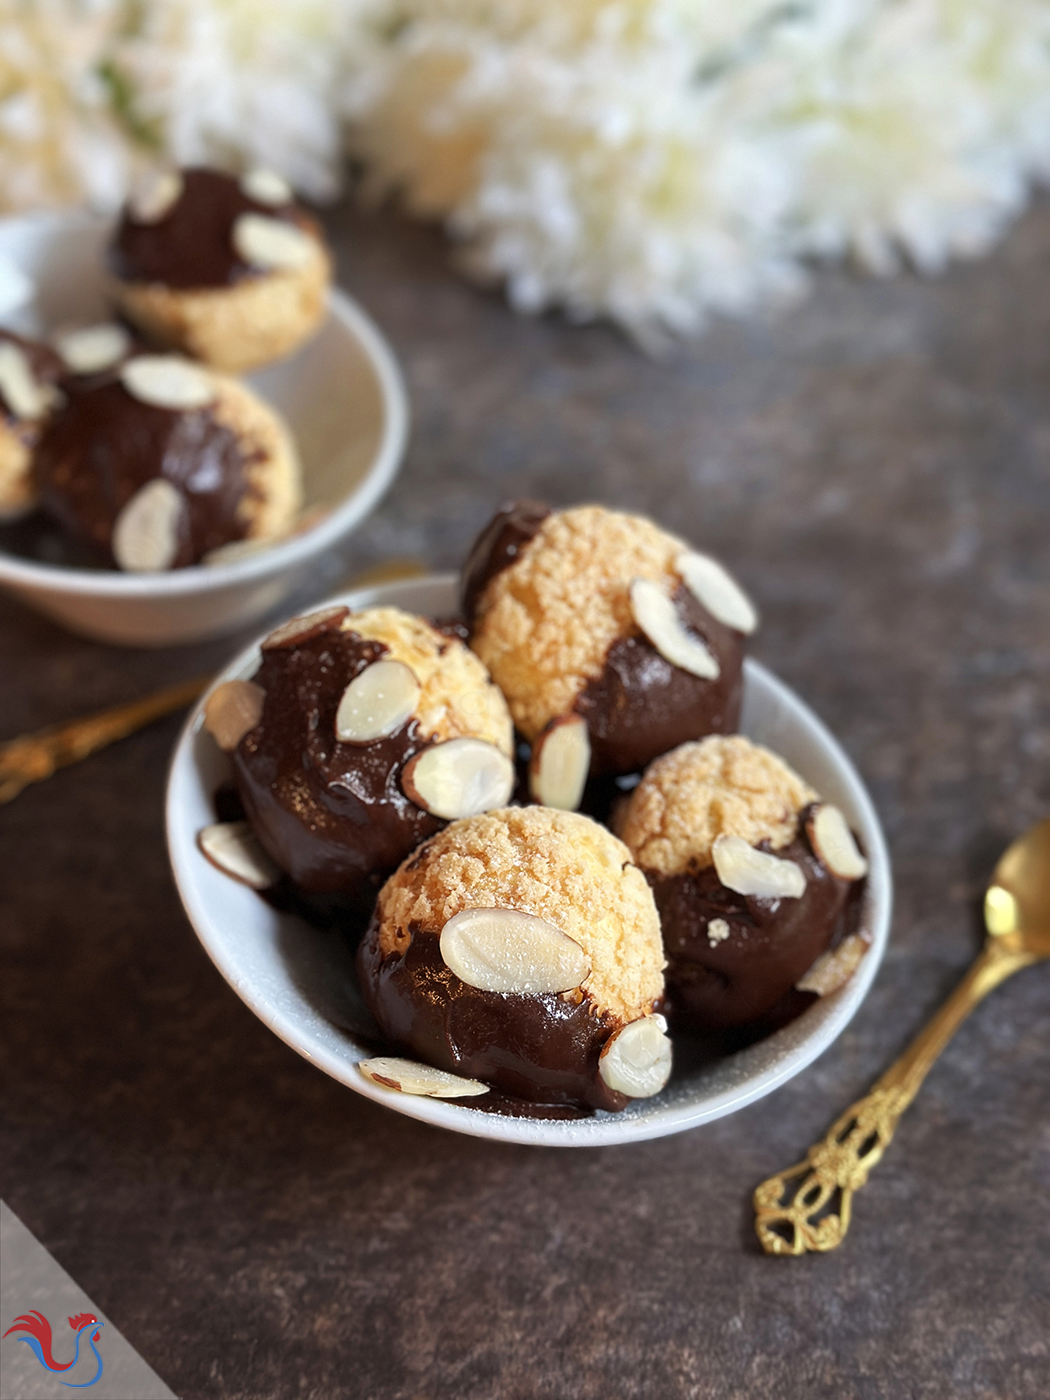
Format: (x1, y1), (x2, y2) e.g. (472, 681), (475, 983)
(651, 811), (853, 1031)
(109, 166), (313, 290)
(231, 625), (445, 903)
(461, 499), (551, 623)
(357, 921), (629, 1112)
(574, 586), (744, 776)
(0, 330), (63, 438)
(33, 373), (259, 567)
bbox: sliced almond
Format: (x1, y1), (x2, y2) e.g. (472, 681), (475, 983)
(335, 660), (420, 744)
(128, 169), (183, 223)
(201, 537), (274, 567)
(358, 1057), (488, 1099)
(111, 477), (184, 572)
(797, 933), (869, 997)
(402, 739), (514, 820)
(629, 578), (720, 681)
(599, 1014), (672, 1098)
(261, 605), (349, 651)
(529, 715), (590, 810)
(233, 213), (315, 271)
(55, 323), (131, 375)
(807, 804), (869, 881)
(712, 833), (806, 900)
(240, 167), (293, 206)
(203, 679), (266, 751)
(197, 820), (278, 889)
(439, 907), (591, 995)
(0, 342), (47, 420)
(676, 550), (758, 634)
(707, 917), (731, 946)
(120, 355), (215, 411)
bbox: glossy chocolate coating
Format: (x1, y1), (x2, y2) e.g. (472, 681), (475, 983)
(33, 374), (258, 567)
(109, 167), (310, 290)
(0, 330), (63, 437)
(650, 813), (852, 1030)
(461, 499), (551, 623)
(231, 623), (444, 902)
(357, 922), (628, 1112)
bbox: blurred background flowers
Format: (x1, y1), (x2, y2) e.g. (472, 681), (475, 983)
(3, 0), (1049, 340)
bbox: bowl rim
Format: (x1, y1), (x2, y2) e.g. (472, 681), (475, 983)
(0, 209), (409, 596)
(166, 572), (893, 1147)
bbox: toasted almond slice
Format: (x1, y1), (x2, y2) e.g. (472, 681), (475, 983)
(335, 660), (420, 744)
(261, 605), (349, 650)
(111, 477), (184, 572)
(0, 342), (48, 420)
(797, 933), (869, 997)
(197, 820), (278, 889)
(599, 1014), (673, 1098)
(240, 167), (293, 206)
(530, 715), (590, 811)
(120, 355), (215, 411)
(439, 907), (591, 994)
(707, 917), (731, 946)
(629, 578), (720, 681)
(676, 550), (758, 634)
(358, 1057), (489, 1099)
(712, 833), (806, 900)
(402, 739), (514, 820)
(128, 169), (183, 223)
(55, 323), (131, 375)
(807, 804), (869, 881)
(203, 679), (266, 751)
(201, 538), (274, 567)
(233, 213), (315, 271)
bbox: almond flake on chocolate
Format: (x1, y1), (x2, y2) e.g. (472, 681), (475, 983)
(120, 355), (215, 411)
(197, 820), (279, 889)
(55, 323), (131, 374)
(240, 168), (293, 206)
(203, 679), (266, 752)
(599, 1014), (672, 1098)
(807, 803), (869, 880)
(358, 1056), (489, 1098)
(261, 605), (349, 650)
(111, 477), (184, 572)
(201, 537), (273, 567)
(335, 660), (420, 744)
(629, 578), (720, 681)
(128, 169), (183, 223)
(676, 550), (758, 635)
(797, 933), (869, 996)
(530, 714), (590, 811)
(439, 907), (591, 995)
(233, 213), (314, 271)
(712, 833), (806, 900)
(0, 342), (47, 420)
(402, 739), (514, 820)
(707, 917), (731, 946)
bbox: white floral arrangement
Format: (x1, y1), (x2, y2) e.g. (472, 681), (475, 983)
(3, 0), (1049, 340)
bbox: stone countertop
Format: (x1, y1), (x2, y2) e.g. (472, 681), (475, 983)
(1, 198), (1048, 1400)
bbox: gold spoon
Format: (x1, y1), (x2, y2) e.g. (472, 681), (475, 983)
(754, 818), (1050, 1255)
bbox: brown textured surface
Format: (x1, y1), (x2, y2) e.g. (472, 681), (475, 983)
(2, 195), (1049, 1400)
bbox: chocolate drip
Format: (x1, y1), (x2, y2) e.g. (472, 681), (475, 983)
(575, 585), (743, 776)
(232, 629), (444, 902)
(33, 375), (258, 567)
(357, 922), (628, 1111)
(109, 167), (312, 290)
(0, 330), (63, 437)
(650, 813), (853, 1031)
(461, 499), (551, 624)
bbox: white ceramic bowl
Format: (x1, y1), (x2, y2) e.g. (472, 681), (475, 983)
(166, 574), (892, 1146)
(0, 211), (408, 645)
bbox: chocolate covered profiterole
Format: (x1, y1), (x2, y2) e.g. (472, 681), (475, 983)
(204, 605), (515, 905)
(0, 330), (63, 518)
(108, 166), (330, 372)
(34, 353), (301, 570)
(616, 736), (869, 1031)
(463, 502), (755, 807)
(357, 806), (671, 1112)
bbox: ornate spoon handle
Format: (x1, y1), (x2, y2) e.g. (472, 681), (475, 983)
(753, 937), (1038, 1255)
(0, 676), (207, 805)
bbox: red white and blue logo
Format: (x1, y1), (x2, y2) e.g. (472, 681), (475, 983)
(3, 1310), (105, 1388)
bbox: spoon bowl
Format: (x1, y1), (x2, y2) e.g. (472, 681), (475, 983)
(985, 817), (1050, 956)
